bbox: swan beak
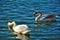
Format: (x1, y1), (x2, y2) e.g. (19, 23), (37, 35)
(8, 22), (13, 31)
(8, 25), (11, 30)
(33, 14), (35, 16)
(33, 13), (36, 16)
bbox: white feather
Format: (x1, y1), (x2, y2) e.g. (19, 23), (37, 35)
(8, 22), (31, 34)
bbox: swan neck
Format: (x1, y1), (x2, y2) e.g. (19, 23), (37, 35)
(13, 22), (16, 27)
(37, 12), (42, 20)
(39, 13), (42, 17)
(38, 13), (42, 18)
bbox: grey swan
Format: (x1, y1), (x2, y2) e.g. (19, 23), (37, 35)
(33, 12), (56, 23)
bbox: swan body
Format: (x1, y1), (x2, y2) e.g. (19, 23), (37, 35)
(8, 21), (31, 34)
(13, 25), (29, 34)
(33, 12), (56, 23)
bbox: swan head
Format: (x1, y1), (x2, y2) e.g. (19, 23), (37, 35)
(33, 12), (37, 16)
(33, 12), (42, 16)
(8, 21), (16, 31)
(8, 21), (15, 26)
(8, 22), (13, 26)
(8, 22), (13, 31)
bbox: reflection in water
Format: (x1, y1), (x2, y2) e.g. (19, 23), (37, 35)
(35, 22), (53, 26)
(10, 31), (33, 40)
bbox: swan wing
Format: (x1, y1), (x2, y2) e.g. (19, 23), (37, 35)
(13, 25), (29, 33)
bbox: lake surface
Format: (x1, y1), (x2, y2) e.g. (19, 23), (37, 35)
(0, 0), (60, 40)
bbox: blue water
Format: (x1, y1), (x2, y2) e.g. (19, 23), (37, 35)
(0, 0), (60, 40)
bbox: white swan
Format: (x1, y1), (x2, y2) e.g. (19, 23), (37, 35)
(8, 21), (31, 35)
(33, 12), (56, 23)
